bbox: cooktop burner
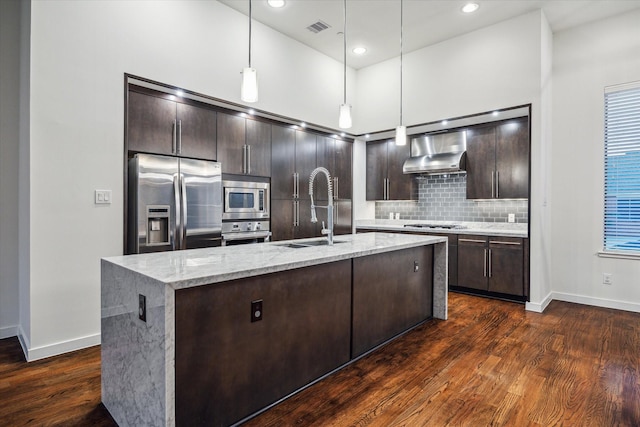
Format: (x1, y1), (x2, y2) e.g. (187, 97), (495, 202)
(403, 223), (464, 230)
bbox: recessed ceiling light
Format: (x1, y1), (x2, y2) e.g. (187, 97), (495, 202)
(352, 47), (367, 55)
(441, 120), (448, 126)
(248, 108), (255, 115)
(175, 90), (184, 97)
(492, 111), (499, 116)
(462, 3), (479, 13)
(267, 0), (285, 8)
(300, 122), (307, 128)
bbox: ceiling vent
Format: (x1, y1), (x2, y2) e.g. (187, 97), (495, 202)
(306, 20), (331, 34)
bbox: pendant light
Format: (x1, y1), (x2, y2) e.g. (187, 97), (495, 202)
(241, 0), (258, 103)
(338, 0), (352, 129)
(395, 0), (406, 145)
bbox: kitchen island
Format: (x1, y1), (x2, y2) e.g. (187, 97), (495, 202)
(101, 232), (447, 427)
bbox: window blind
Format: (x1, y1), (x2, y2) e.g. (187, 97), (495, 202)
(604, 81), (640, 252)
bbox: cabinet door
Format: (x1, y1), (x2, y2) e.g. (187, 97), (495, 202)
(366, 140), (388, 200)
(295, 199), (318, 239)
(295, 130), (317, 200)
(216, 112), (246, 174)
(246, 119), (271, 177)
(333, 200), (352, 235)
(176, 103), (217, 161)
(496, 118), (529, 199)
(387, 141), (415, 200)
(271, 125), (296, 200)
(334, 138), (352, 200)
(270, 199), (295, 241)
(457, 236), (488, 291)
(466, 125), (496, 199)
(315, 136), (334, 202)
(488, 238), (524, 296)
(352, 245), (433, 357)
(127, 91), (176, 155)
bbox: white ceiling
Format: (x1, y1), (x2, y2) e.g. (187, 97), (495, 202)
(218, 0), (640, 69)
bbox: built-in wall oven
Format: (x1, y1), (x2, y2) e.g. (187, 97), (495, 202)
(222, 180), (271, 245)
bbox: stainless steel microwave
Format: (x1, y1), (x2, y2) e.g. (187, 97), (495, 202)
(222, 180), (269, 220)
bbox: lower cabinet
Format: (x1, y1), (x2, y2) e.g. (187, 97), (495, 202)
(457, 235), (524, 297)
(175, 260), (352, 427)
(352, 246), (433, 358)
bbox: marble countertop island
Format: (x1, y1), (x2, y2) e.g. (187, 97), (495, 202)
(101, 232), (448, 427)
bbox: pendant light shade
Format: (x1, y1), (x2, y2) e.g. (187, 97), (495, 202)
(241, 67), (258, 103)
(338, 0), (352, 129)
(395, 125), (407, 146)
(241, 0), (258, 103)
(395, 0), (405, 145)
(339, 103), (352, 129)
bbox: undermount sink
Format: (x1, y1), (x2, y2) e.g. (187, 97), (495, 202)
(276, 239), (346, 249)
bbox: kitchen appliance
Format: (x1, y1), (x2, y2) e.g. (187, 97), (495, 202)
(221, 220), (271, 245)
(222, 180), (269, 220)
(128, 153), (222, 254)
(402, 130), (467, 174)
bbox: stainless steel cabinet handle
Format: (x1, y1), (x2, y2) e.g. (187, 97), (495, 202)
(491, 171), (495, 198)
(172, 120), (177, 154)
(293, 173), (297, 198)
(296, 200), (300, 226)
(247, 145), (251, 175)
(496, 171), (500, 198)
(177, 119), (182, 154)
(334, 177), (338, 200)
(296, 173), (300, 198)
(459, 238), (486, 244)
(488, 249), (492, 278)
(489, 240), (521, 246)
(242, 145), (247, 174)
(483, 249), (488, 277)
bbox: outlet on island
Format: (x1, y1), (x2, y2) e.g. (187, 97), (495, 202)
(251, 299), (263, 322)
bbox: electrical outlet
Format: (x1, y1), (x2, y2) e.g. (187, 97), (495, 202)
(603, 273), (613, 285)
(508, 213), (515, 223)
(414, 261), (419, 272)
(139, 294), (147, 322)
(251, 299), (263, 322)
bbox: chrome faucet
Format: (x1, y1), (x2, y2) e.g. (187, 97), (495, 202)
(309, 167), (334, 245)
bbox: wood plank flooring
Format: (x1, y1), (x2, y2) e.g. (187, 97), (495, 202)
(1, 292), (639, 426)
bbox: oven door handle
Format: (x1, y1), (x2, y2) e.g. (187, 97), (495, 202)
(222, 231), (272, 241)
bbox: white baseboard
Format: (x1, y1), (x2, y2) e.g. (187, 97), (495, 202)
(0, 325), (18, 340)
(552, 292), (640, 314)
(18, 328), (101, 362)
(525, 291), (553, 313)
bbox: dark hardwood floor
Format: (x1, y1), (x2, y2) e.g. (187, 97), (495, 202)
(1, 292), (639, 426)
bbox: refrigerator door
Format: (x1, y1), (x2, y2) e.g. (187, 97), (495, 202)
(179, 158), (222, 249)
(129, 154), (180, 254)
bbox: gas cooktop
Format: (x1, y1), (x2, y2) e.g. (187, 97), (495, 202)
(403, 223), (465, 230)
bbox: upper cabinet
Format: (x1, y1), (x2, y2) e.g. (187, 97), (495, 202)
(217, 113), (271, 177)
(366, 139), (416, 201)
(127, 89), (217, 161)
(466, 117), (529, 199)
(316, 136), (352, 202)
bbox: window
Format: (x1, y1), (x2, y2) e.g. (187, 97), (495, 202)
(604, 81), (640, 254)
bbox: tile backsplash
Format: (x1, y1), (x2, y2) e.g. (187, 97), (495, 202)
(375, 174), (528, 223)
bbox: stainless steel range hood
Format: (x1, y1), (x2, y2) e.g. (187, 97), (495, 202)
(403, 131), (467, 175)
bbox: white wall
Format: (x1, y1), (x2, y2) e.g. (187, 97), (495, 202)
(0, 0), (21, 339)
(18, 0), (349, 360)
(550, 9), (640, 311)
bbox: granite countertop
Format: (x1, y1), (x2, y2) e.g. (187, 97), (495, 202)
(356, 219), (528, 238)
(102, 232), (447, 290)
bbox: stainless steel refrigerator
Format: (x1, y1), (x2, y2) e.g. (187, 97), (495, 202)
(127, 153), (222, 254)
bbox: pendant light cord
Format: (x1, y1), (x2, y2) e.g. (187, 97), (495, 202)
(343, 0), (347, 104)
(248, 0), (252, 68)
(400, 0), (403, 126)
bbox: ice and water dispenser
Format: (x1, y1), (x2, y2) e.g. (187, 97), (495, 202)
(146, 205), (170, 245)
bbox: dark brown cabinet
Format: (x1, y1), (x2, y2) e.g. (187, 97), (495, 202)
(457, 235), (524, 297)
(127, 89), (217, 161)
(316, 136), (353, 234)
(270, 126), (319, 240)
(175, 260), (352, 427)
(352, 245), (433, 357)
(466, 118), (529, 199)
(366, 139), (416, 200)
(217, 113), (271, 176)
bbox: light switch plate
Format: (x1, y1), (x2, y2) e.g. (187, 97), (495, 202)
(508, 213), (515, 223)
(95, 190), (112, 205)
